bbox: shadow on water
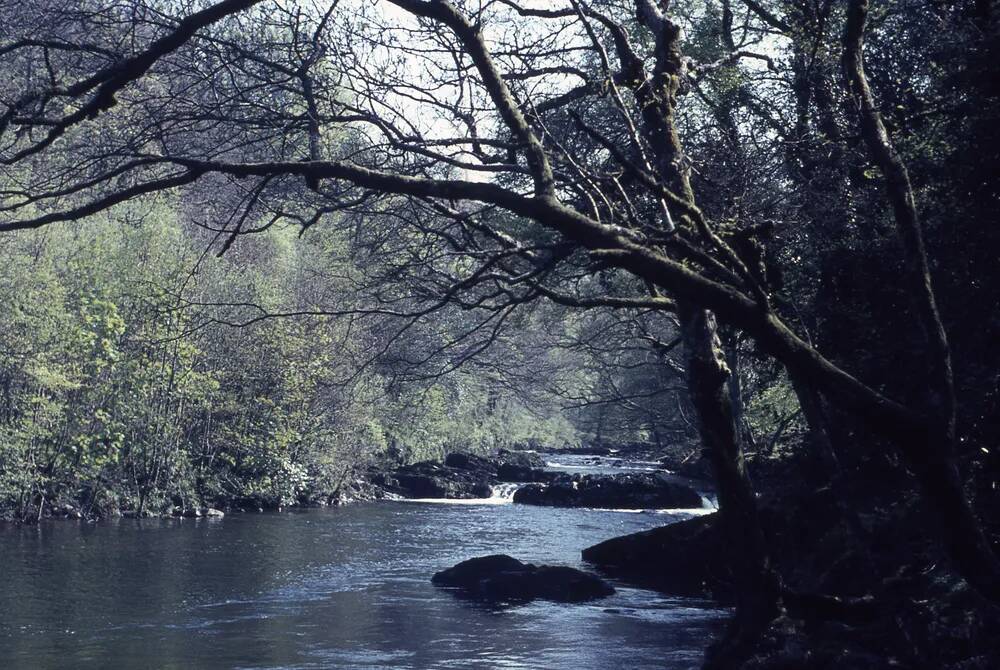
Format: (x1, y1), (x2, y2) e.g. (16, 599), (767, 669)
(0, 501), (726, 669)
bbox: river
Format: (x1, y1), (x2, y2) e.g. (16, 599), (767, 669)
(0, 456), (726, 669)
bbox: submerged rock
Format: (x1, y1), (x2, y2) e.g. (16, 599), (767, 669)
(513, 472), (703, 510)
(432, 554), (615, 604)
(582, 513), (730, 600)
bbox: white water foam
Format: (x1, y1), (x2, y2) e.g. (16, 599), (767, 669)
(398, 482), (524, 506)
(552, 506), (717, 515)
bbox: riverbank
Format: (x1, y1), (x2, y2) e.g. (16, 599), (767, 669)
(575, 453), (1000, 669)
(6, 444), (715, 524)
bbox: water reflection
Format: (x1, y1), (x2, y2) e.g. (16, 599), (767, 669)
(0, 502), (725, 669)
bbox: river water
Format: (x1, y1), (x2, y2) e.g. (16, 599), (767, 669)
(0, 458), (726, 669)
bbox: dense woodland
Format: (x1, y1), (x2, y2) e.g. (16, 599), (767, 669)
(0, 212), (657, 517)
(0, 0), (998, 667)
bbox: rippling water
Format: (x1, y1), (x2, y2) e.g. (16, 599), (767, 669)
(0, 486), (726, 669)
(541, 453), (665, 475)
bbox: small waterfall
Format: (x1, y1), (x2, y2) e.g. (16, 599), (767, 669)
(490, 482), (523, 502)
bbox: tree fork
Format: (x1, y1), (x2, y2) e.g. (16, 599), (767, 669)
(629, 1), (784, 647)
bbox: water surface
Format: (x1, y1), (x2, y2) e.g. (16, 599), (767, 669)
(0, 487), (725, 669)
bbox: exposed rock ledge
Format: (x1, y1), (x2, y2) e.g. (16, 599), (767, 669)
(582, 513), (730, 601)
(514, 472), (704, 510)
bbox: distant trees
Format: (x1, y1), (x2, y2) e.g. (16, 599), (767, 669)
(0, 209), (584, 519)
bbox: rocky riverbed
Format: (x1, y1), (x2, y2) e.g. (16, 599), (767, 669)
(339, 448), (712, 514)
(31, 445), (713, 522)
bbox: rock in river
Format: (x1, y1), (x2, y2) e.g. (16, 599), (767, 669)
(582, 513), (731, 601)
(379, 450), (547, 499)
(513, 472), (703, 510)
(432, 554), (615, 604)
(384, 460), (494, 499)
(443, 451), (498, 474)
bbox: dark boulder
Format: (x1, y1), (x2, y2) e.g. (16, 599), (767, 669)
(513, 472), (704, 509)
(582, 513), (731, 600)
(496, 449), (546, 469)
(432, 554), (615, 604)
(369, 448), (567, 499)
(495, 449), (551, 482)
(387, 460), (494, 499)
(433, 554), (524, 587)
(582, 497), (866, 603)
(444, 452), (498, 474)
(381, 450), (552, 498)
(496, 463), (559, 483)
(511, 484), (548, 504)
(444, 449), (545, 475)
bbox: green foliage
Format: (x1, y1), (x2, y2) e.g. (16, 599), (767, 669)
(745, 371), (806, 455)
(0, 208), (582, 518)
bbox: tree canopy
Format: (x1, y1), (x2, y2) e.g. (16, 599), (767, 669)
(1, 0), (999, 666)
